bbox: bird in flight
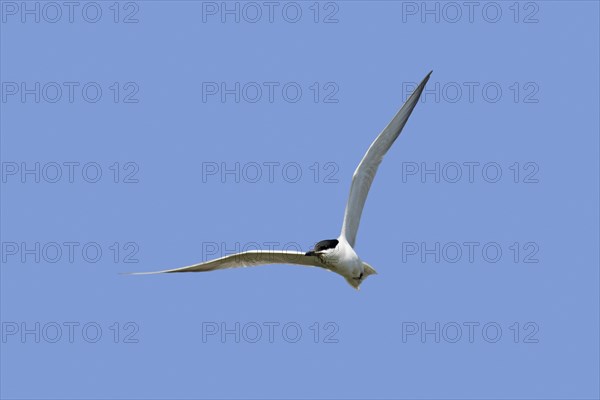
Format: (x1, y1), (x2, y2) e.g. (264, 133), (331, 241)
(131, 71), (431, 289)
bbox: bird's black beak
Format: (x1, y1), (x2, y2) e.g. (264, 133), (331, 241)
(305, 251), (315, 257)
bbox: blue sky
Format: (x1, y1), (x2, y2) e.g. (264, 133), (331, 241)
(1, 1), (599, 399)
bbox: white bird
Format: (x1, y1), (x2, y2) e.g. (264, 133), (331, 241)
(131, 72), (431, 289)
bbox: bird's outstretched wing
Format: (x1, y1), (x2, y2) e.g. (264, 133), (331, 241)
(127, 250), (327, 275)
(340, 71), (431, 247)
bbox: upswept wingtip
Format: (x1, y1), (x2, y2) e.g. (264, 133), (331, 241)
(422, 70), (433, 84)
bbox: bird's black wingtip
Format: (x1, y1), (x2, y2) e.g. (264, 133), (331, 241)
(417, 71), (433, 88)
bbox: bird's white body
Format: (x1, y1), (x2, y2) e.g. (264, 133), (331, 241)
(130, 72), (432, 289)
(319, 236), (362, 276)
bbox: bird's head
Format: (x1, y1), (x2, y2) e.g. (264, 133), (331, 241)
(345, 262), (378, 290)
